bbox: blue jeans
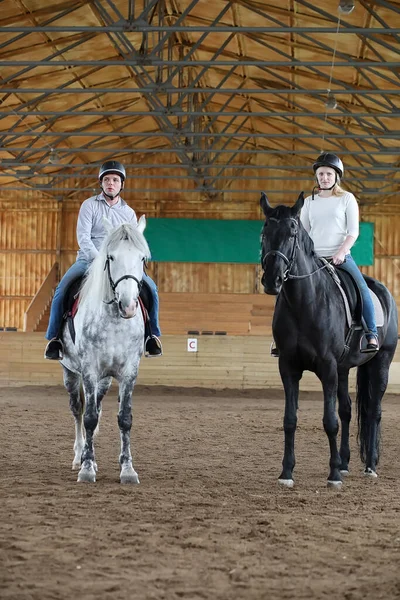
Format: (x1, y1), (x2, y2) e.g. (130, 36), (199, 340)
(46, 260), (161, 340)
(46, 260), (89, 340)
(142, 272), (161, 337)
(339, 254), (378, 338)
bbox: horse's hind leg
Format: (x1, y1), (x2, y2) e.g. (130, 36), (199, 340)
(118, 378), (139, 484)
(337, 370), (352, 475)
(357, 354), (391, 477)
(63, 367), (85, 470)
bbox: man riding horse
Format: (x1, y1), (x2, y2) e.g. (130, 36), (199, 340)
(44, 160), (162, 360)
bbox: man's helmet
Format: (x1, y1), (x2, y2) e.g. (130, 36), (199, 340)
(99, 160), (126, 182)
(312, 153), (344, 179)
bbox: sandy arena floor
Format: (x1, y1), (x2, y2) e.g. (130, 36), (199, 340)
(1, 384), (400, 600)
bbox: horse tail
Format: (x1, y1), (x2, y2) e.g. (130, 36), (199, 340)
(356, 361), (381, 465)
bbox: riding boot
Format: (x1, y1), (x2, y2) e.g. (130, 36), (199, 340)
(145, 335), (163, 357)
(270, 342), (279, 358)
(361, 334), (379, 353)
(44, 338), (64, 360)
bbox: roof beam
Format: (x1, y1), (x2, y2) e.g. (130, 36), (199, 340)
(2, 162), (398, 171)
(3, 88), (400, 94)
(0, 185), (392, 195)
(1, 111), (399, 118)
(0, 147), (398, 155)
(3, 132), (400, 139)
(1, 25), (400, 33)
(1, 60), (399, 68)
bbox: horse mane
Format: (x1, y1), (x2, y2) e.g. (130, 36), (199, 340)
(79, 223), (151, 308)
(298, 220), (317, 259)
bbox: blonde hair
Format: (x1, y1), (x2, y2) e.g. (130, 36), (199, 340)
(331, 180), (346, 196)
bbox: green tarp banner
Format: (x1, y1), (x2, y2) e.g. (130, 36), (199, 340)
(146, 218), (374, 266)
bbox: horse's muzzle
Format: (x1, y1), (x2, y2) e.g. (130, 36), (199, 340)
(118, 299), (138, 319)
(261, 272), (282, 295)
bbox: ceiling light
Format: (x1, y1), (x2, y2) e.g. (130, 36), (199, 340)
(48, 149), (60, 164)
(339, 0), (355, 14)
(326, 94), (338, 109)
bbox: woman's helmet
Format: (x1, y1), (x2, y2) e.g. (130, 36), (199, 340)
(312, 153), (344, 179)
(99, 160), (126, 182)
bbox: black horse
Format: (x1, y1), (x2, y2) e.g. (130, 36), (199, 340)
(260, 191), (398, 488)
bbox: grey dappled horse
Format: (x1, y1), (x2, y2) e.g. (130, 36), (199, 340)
(60, 217), (150, 483)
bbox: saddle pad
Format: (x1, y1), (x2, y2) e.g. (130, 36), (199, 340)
(370, 289), (384, 327)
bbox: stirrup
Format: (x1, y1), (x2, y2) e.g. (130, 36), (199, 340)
(270, 342), (279, 358)
(360, 334), (379, 354)
(44, 338), (64, 360)
(144, 335), (163, 358)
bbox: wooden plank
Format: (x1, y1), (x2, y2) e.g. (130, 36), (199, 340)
(1, 332), (400, 394)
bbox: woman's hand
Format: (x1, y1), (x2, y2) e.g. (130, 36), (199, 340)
(331, 250), (347, 265)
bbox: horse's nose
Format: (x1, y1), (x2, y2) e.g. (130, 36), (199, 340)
(118, 299), (138, 318)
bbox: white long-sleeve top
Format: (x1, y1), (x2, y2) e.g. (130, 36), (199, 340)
(76, 193), (137, 261)
(300, 191), (359, 258)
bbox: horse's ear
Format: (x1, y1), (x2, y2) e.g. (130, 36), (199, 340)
(260, 191), (273, 217)
(103, 216), (113, 234)
(137, 214), (146, 233)
(291, 192), (305, 217)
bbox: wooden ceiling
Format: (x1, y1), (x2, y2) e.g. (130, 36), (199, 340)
(1, 0), (400, 208)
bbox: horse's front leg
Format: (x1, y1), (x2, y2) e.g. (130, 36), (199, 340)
(77, 376), (99, 483)
(63, 366), (85, 470)
(319, 366), (342, 487)
(278, 364), (302, 488)
(118, 376), (139, 484)
(337, 369), (352, 475)
(94, 376), (112, 436)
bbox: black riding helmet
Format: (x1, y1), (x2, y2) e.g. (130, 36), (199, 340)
(313, 153), (344, 179)
(99, 160), (126, 199)
(99, 160), (126, 183)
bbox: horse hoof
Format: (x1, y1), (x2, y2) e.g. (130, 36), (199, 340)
(340, 469), (349, 476)
(278, 478), (294, 488)
(72, 461), (81, 471)
(120, 468), (140, 485)
(364, 468), (378, 479)
(327, 480), (343, 489)
(77, 467), (96, 483)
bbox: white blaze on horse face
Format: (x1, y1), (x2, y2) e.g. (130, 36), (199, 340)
(118, 281), (139, 318)
(112, 244), (144, 318)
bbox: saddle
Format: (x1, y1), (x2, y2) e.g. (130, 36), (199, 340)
(58, 276), (153, 344)
(325, 261), (383, 360)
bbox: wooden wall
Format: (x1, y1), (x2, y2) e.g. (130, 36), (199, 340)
(2, 332), (400, 394)
(1, 193), (400, 332)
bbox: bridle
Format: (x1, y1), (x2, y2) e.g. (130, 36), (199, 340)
(103, 254), (143, 305)
(262, 216), (331, 281)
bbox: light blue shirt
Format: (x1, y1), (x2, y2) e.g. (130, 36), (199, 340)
(76, 193), (137, 261)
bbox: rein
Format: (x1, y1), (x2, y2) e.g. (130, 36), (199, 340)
(103, 254), (143, 305)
